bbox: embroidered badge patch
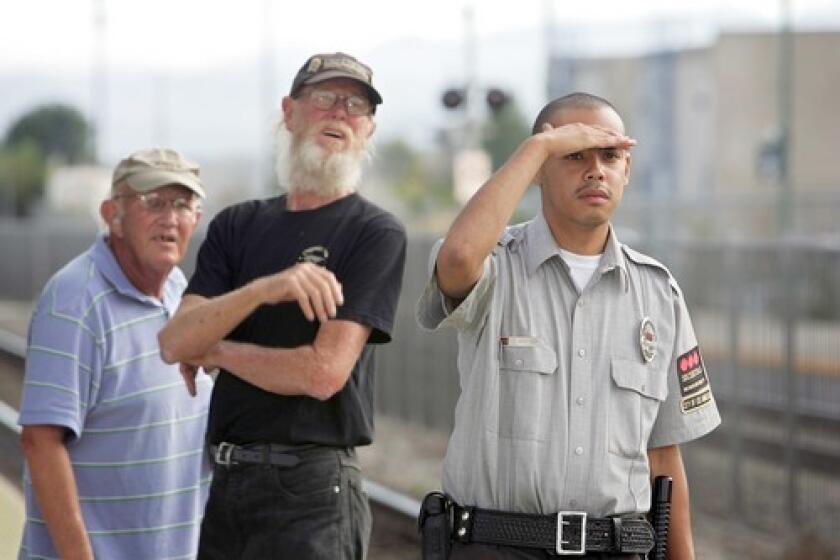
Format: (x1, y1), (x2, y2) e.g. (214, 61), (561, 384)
(677, 345), (712, 413)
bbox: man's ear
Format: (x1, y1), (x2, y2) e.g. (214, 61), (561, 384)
(100, 199), (122, 237)
(281, 96), (295, 132)
(366, 119), (376, 139)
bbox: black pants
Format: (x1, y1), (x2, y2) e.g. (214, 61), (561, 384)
(198, 446), (371, 559)
(450, 543), (642, 559)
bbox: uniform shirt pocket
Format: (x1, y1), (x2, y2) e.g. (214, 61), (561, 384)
(608, 357), (667, 458)
(497, 340), (558, 442)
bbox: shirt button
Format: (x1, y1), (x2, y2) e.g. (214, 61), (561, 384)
(576, 396), (585, 406)
(575, 446), (584, 456)
(577, 299), (585, 307)
(578, 348), (586, 358)
(515, 359), (524, 367)
(570, 499), (578, 508)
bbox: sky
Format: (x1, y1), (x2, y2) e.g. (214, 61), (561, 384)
(3, 0), (839, 72)
(1, 0), (838, 168)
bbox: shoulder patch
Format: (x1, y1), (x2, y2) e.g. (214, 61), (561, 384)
(677, 345), (713, 413)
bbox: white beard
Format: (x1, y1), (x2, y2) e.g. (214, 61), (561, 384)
(273, 121), (372, 198)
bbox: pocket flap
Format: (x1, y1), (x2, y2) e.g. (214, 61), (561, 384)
(499, 342), (557, 375)
(610, 357), (667, 400)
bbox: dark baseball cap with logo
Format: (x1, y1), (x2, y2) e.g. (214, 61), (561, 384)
(289, 52), (383, 108)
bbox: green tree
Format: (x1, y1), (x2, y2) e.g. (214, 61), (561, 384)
(0, 104), (94, 215)
(377, 140), (454, 217)
(0, 141), (47, 216)
(4, 103), (94, 164)
(482, 100), (530, 171)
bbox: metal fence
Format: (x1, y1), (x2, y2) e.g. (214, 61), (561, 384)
(2, 218), (839, 546)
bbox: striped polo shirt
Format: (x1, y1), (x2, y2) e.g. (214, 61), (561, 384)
(18, 235), (212, 560)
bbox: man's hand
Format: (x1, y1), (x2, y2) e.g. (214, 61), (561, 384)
(539, 121), (636, 158)
(255, 262), (344, 322)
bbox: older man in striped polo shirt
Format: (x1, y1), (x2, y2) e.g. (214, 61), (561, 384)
(17, 148), (211, 559)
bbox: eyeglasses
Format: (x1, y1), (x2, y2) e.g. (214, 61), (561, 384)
(114, 192), (201, 218)
(307, 89), (372, 116)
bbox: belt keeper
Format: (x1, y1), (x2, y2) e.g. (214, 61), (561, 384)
(262, 445), (269, 465)
(611, 517), (623, 552)
(454, 506), (475, 542)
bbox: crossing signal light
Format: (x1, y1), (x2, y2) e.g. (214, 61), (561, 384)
(442, 89), (465, 109)
(486, 88), (508, 113)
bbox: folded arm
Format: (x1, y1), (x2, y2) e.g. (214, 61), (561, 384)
(195, 319), (371, 401)
(158, 262), (343, 364)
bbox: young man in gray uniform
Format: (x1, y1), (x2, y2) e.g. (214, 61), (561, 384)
(417, 93), (720, 559)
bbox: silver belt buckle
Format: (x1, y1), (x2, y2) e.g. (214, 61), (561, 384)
(556, 511), (587, 555)
(214, 442), (237, 466)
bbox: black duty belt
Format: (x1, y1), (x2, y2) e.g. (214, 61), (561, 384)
(452, 505), (655, 556)
(210, 442), (302, 468)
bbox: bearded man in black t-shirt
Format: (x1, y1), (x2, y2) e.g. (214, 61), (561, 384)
(159, 52), (406, 560)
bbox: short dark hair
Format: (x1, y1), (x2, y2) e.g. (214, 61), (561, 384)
(531, 92), (622, 135)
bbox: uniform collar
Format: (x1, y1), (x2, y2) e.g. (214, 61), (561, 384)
(523, 212), (561, 276)
(90, 234), (185, 311)
(599, 225), (629, 292)
(524, 214), (629, 291)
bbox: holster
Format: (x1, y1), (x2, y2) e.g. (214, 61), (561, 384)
(418, 491), (452, 560)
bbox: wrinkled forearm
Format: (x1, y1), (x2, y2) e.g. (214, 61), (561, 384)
(210, 340), (323, 398)
(159, 282), (265, 364)
(207, 320), (370, 401)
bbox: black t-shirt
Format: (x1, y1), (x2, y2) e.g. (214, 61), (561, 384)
(186, 193), (406, 447)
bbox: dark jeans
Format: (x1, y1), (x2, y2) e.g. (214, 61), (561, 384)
(198, 446), (371, 559)
(450, 543), (642, 559)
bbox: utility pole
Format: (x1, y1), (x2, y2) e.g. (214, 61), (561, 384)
(777, 0), (800, 529)
(260, 0), (277, 196)
(777, 0), (794, 236)
(90, 0), (107, 162)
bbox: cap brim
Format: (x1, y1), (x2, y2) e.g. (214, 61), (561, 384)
(301, 70), (383, 105)
(124, 170), (206, 198)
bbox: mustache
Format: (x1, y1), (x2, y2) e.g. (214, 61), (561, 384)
(576, 182), (611, 198)
(311, 121), (356, 143)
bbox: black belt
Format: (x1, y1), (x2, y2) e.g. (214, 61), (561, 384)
(452, 505), (655, 555)
(210, 442), (303, 468)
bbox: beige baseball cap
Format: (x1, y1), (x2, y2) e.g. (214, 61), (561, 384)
(112, 148), (205, 198)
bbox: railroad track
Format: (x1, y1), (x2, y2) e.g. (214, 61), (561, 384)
(0, 328), (421, 559)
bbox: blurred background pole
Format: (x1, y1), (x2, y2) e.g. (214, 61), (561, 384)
(462, 5), (479, 151)
(260, 0), (277, 196)
(542, 0), (554, 96)
(777, 0), (793, 236)
(778, 0), (800, 528)
(90, 0), (107, 162)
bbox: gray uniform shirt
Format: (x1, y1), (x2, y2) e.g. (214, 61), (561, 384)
(416, 214), (721, 517)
